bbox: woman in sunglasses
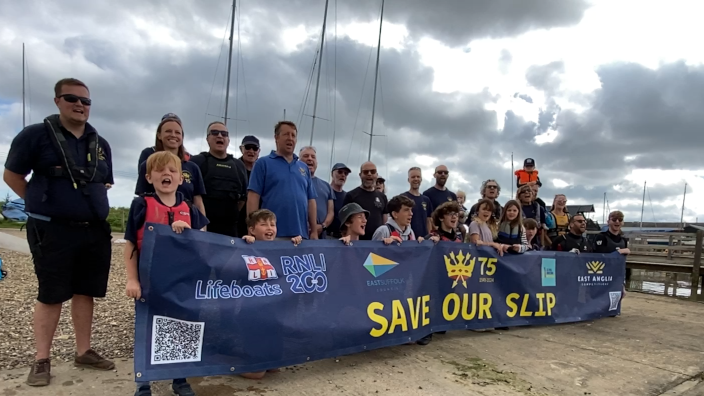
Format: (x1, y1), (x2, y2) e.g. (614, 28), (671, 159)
(134, 117), (206, 215)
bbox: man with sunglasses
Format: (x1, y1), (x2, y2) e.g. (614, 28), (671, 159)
(423, 165), (458, 222)
(236, 135), (261, 237)
(190, 121), (248, 237)
(327, 163), (351, 238)
(4, 78), (115, 387)
(549, 214), (592, 253)
(467, 179), (502, 222)
(343, 161), (388, 240)
(593, 210), (631, 296)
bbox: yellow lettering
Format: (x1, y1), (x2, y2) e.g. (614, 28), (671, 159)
(519, 294), (533, 317)
(546, 293), (556, 316)
(367, 302), (388, 337)
(486, 258), (497, 276)
(421, 295), (430, 326)
(479, 293), (492, 319)
(388, 300), (408, 334)
(535, 293), (546, 317)
(407, 297), (420, 330)
(505, 293), (520, 318)
(461, 293), (477, 320)
(443, 293), (460, 321)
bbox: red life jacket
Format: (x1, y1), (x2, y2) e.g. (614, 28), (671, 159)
(136, 196), (192, 251)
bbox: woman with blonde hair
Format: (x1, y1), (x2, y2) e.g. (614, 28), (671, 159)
(547, 194), (570, 241)
(467, 199), (507, 255)
(495, 200), (530, 253)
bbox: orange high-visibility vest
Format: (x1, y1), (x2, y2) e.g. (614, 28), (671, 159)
(515, 169), (539, 185)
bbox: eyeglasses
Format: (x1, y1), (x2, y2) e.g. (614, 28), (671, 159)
(59, 94), (92, 106)
(447, 212), (459, 217)
(243, 144), (259, 151)
(362, 169), (377, 175)
(436, 171), (449, 175)
(376, 180), (384, 184)
(209, 130), (229, 137)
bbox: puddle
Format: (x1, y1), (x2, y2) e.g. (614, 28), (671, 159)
(628, 269), (703, 300)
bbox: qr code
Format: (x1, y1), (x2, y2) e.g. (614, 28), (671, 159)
(608, 291), (622, 311)
(151, 315), (205, 365)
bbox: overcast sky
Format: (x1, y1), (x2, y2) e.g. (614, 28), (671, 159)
(0, 0), (702, 224)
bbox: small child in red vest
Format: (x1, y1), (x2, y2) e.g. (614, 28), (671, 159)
(124, 151), (209, 396)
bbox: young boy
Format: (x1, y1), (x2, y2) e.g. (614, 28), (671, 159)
(515, 158), (542, 188)
(371, 195), (424, 245)
(523, 218), (540, 251)
(338, 203), (368, 245)
(240, 209), (299, 380)
(124, 151), (209, 396)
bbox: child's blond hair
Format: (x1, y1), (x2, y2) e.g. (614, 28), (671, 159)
(146, 151), (182, 175)
(246, 209), (277, 229)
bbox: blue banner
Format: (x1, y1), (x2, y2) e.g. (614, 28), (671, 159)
(134, 224), (625, 382)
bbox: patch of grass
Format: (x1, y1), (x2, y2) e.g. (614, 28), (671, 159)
(0, 219), (25, 229)
(442, 357), (546, 395)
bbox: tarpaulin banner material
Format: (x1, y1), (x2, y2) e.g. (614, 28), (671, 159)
(134, 224), (625, 382)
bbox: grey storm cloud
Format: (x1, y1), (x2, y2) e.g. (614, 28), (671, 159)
(514, 93), (533, 103)
(0, 0), (698, 222)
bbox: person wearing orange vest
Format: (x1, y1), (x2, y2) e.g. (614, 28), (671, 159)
(123, 151), (208, 396)
(515, 158), (542, 188)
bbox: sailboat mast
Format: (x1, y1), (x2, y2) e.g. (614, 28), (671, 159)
(639, 181), (646, 229)
(22, 43), (25, 129)
(309, 0), (330, 146)
(602, 192), (606, 224)
(510, 152), (514, 197)
(223, 0), (236, 126)
(367, 0), (384, 161)
(680, 183), (687, 230)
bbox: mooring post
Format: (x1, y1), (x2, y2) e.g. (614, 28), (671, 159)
(689, 230), (703, 301)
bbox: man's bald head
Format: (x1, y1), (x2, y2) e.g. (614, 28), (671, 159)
(435, 165), (448, 173)
(434, 164), (449, 187)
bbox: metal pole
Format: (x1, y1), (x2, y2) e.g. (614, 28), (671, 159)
(309, 0), (330, 146)
(223, 0), (236, 126)
(639, 181), (646, 230)
(510, 152), (514, 197)
(22, 43), (25, 129)
(283, 109), (286, 120)
(329, 0), (338, 170)
(602, 192), (606, 224)
(680, 183), (687, 230)
(367, 0), (384, 161)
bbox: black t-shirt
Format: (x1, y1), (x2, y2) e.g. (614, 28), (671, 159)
(190, 152), (248, 220)
(593, 231), (628, 253)
(343, 187), (388, 240)
(402, 192), (433, 238)
(550, 232), (592, 253)
(329, 189), (347, 235)
(422, 186), (457, 210)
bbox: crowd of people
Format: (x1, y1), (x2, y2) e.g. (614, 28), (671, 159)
(3, 78), (630, 395)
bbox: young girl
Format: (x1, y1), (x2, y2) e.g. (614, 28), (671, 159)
(495, 200), (529, 253)
(523, 218), (541, 251)
(547, 194), (570, 241)
(467, 199), (506, 256)
(426, 201), (466, 242)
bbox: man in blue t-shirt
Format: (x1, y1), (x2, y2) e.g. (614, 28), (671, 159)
(300, 146), (335, 239)
(328, 162), (351, 238)
(422, 165), (457, 225)
(247, 121), (318, 239)
(402, 167), (433, 238)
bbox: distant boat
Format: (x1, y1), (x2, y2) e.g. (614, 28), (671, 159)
(2, 198), (28, 222)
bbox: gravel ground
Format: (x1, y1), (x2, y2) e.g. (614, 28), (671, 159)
(0, 245), (134, 371)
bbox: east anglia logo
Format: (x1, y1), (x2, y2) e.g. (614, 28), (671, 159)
(577, 261), (612, 286)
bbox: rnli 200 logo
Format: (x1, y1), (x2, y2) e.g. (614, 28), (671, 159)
(578, 260), (612, 286)
(444, 250), (496, 288)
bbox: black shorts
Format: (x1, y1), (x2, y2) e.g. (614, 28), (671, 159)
(26, 217), (113, 305)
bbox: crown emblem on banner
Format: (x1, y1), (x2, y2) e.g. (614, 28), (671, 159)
(586, 261), (605, 274)
(444, 251), (475, 288)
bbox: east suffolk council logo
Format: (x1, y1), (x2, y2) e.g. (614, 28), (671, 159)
(363, 253), (404, 292)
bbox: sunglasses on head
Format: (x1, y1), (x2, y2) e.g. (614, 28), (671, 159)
(243, 144), (259, 151)
(209, 130), (229, 137)
(59, 94), (92, 106)
(362, 169), (377, 175)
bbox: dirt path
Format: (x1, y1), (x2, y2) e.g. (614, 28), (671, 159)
(1, 294), (703, 396)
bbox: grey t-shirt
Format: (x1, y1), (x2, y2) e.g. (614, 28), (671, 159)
(469, 221), (494, 243)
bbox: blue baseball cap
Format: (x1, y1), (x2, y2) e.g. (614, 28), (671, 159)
(332, 163), (351, 173)
(161, 113), (181, 122)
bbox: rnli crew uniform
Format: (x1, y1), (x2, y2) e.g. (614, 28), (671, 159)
(5, 115), (114, 305)
(593, 231), (631, 282)
(190, 152), (248, 237)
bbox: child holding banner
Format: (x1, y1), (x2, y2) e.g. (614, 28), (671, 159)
(371, 195), (425, 244)
(338, 203), (369, 244)
(124, 151), (209, 396)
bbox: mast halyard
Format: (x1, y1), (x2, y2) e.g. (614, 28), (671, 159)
(223, 0), (236, 126)
(22, 43), (26, 129)
(309, 0), (330, 146)
(367, 0), (384, 161)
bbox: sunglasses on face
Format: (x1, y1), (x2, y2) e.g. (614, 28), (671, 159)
(574, 219), (586, 224)
(362, 169), (377, 175)
(243, 144), (259, 151)
(59, 94), (92, 106)
(610, 217), (623, 222)
(209, 130), (229, 137)
(376, 180), (384, 185)
(436, 171), (449, 175)
(486, 185), (498, 190)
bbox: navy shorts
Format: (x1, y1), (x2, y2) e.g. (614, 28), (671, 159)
(26, 217), (112, 305)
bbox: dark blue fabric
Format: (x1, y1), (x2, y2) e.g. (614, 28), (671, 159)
(137, 147), (155, 174)
(4, 122), (113, 221)
(134, 225), (626, 382)
(125, 192), (210, 246)
(135, 160), (206, 202)
(329, 189), (347, 232)
(402, 192), (433, 238)
(422, 187), (457, 211)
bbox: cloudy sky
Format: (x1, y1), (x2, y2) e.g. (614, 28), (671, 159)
(1, 0), (702, 224)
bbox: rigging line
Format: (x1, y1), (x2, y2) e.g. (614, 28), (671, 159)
(202, 11), (230, 152)
(329, 0), (338, 170)
(296, 45), (320, 129)
(345, 39), (376, 164)
(25, 50), (32, 125)
(234, 2), (241, 139)
(237, 4), (251, 137)
(647, 186), (657, 224)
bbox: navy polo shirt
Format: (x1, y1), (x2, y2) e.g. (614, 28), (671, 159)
(248, 150), (317, 238)
(402, 192), (433, 238)
(423, 186), (457, 210)
(124, 192), (210, 248)
(4, 120), (114, 222)
(135, 159), (206, 202)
